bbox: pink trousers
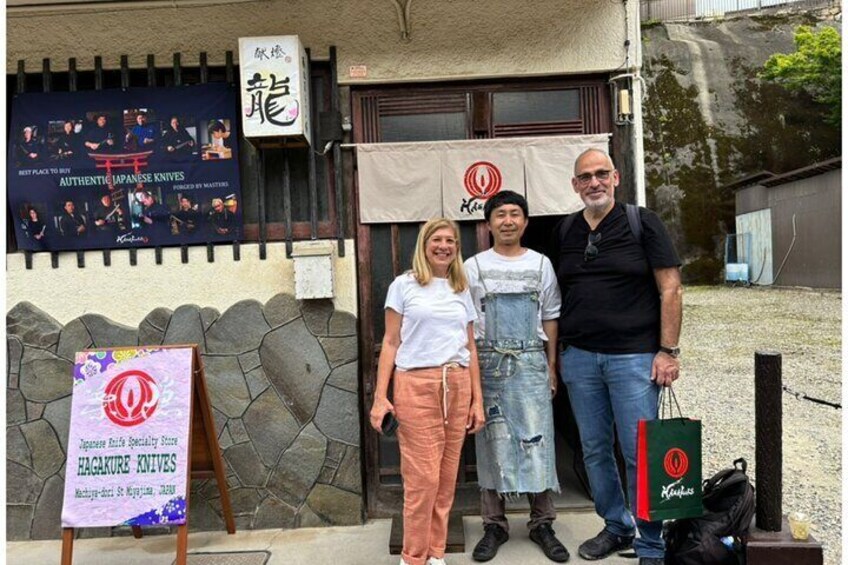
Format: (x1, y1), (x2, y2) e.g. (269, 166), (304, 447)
(394, 365), (472, 565)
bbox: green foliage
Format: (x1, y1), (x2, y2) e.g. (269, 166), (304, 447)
(761, 26), (841, 125)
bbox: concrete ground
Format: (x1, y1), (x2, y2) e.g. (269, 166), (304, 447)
(7, 511), (637, 565)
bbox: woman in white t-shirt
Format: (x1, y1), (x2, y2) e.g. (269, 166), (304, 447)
(370, 218), (485, 565)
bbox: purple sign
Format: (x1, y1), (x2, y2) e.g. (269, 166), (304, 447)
(61, 347), (193, 527)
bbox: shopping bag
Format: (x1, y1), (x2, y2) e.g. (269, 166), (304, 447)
(636, 386), (703, 521)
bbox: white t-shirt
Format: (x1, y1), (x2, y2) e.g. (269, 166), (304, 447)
(464, 248), (562, 341)
(384, 273), (478, 371)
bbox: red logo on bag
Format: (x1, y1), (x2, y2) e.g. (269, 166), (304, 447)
(663, 448), (689, 479)
(103, 370), (160, 427)
(463, 161), (502, 200)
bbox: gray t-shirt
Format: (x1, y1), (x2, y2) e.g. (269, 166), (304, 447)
(465, 248), (561, 341)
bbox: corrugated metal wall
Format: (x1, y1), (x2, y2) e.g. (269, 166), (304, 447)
(768, 169), (841, 288)
(735, 184), (769, 215)
(734, 168), (840, 288)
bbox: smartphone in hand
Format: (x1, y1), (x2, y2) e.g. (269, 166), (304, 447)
(381, 412), (398, 436)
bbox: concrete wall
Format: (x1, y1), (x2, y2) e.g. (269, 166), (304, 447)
(7, 241), (357, 326)
(768, 170), (841, 288)
(7, 0), (637, 82)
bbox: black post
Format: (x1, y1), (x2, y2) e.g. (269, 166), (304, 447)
(199, 52), (208, 84)
(282, 152), (293, 259)
(147, 55), (156, 87)
(225, 51), (234, 84)
(94, 56), (103, 90)
(257, 145), (267, 255)
(329, 45), (346, 257)
(120, 55), (129, 89)
(17, 60), (25, 94)
(755, 350), (782, 531)
(173, 53), (182, 86)
(68, 59), (77, 91)
(305, 48), (318, 240)
(42, 58), (51, 92)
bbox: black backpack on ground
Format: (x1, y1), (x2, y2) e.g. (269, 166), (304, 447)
(665, 458), (756, 565)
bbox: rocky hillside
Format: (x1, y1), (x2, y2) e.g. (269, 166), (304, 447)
(640, 7), (841, 281)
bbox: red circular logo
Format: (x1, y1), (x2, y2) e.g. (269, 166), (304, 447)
(463, 161), (503, 200)
(103, 370), (160, 427)
(663, 448), (690, 479)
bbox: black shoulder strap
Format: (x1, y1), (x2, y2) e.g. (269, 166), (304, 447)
(561, 204), (643, 245)
(558, 211), (579, 242)
(625, 203), (643, 244)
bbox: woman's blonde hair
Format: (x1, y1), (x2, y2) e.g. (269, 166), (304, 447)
(410, 218), (468, 292)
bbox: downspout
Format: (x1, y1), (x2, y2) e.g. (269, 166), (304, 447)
(633, 73), (646, 207)
(630, 0), (646, 206)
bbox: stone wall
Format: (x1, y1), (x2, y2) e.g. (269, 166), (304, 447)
(6, 294), (362, 540)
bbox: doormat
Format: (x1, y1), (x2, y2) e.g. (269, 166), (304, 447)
(173, 551), (270, 565)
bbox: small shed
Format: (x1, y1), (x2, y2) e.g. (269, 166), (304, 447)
(729, 157), (841, 289)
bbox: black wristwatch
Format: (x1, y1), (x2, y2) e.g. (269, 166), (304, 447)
(659, 345), (680, 358)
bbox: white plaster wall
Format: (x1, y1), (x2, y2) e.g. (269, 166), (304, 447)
(7, 0), (639, 82)
(6, 240), (357, 326)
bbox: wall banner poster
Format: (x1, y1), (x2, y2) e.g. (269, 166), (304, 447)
(7, 83), (242, 252)
(61, 347), (193, 528)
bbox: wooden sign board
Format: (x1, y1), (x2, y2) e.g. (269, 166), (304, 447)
(60, 345), (234, 565)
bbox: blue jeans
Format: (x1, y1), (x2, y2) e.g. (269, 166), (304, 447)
(560, 346), (664, 559)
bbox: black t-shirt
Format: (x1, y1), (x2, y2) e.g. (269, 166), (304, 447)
(553, 203), (680, 354)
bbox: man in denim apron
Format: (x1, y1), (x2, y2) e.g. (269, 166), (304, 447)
(553, 149), (682, 565)
(465, 191), (568, 563)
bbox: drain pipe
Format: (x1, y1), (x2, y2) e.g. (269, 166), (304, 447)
(622, 0), (646, 206)
(772, 214), (798, 284)
(633, 74), (646, 207)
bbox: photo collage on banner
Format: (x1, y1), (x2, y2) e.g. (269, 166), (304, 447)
(7, 83), (242, 251)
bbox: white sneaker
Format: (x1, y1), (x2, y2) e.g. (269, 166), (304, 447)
(427, 558), (447, 565)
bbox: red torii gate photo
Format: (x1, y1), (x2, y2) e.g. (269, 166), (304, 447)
(88, 150), (154, 192)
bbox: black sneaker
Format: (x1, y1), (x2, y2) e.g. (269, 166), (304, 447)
(638, 558), (664, 565)
(577, 529), (634, 560)
(472, 523), (509, 562)
(529, 523), (570, 563)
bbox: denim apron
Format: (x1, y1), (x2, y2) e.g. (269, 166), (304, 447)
(474, 256), (559, 494)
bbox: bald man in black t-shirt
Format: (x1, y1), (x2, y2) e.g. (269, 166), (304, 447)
(551, 148), (682, 565)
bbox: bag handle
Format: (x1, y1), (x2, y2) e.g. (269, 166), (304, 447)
(658, 385), (684, 420)
(703, 458), (749, 493)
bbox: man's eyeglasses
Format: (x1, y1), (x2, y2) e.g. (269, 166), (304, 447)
(575, 169), (612, 186)
(584, 232), (602, 262)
